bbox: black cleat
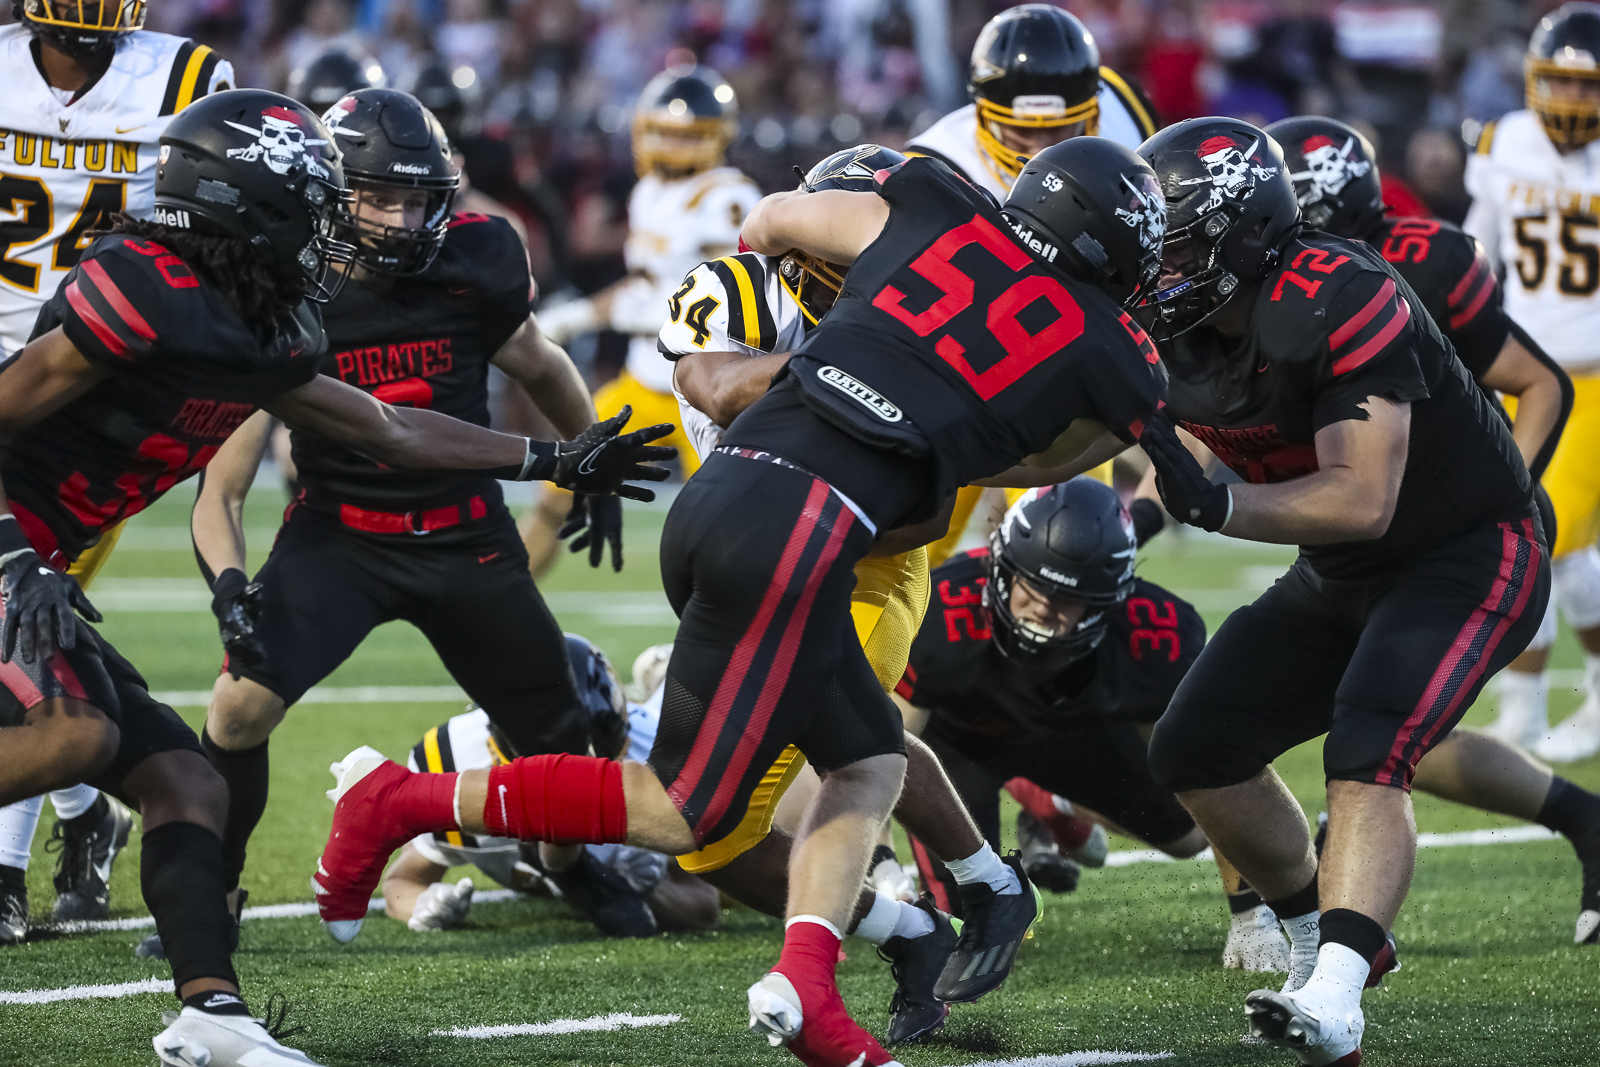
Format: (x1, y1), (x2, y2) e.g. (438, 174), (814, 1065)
(135, 889), (248, 959)
(545, 850), (658, 938)
(1, 864), (27, 944)
(48, 793), (133, 922)
(1015, 810), (1082, 894)
(933, 852), (1040, 1004)
(879, 895), (956, 1044)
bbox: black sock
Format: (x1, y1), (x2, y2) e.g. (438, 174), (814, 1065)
(871, 843), (899, 870)
(1228, 887), (1264, 914)
(182, 990), (250, 1016)
(141, 822), (239, 993)
(61, 792), (108, 833)
(1265, 873), (1320, 921)
(201, 730), (270, 892)
(1319, 907), (1387, 964)
(1536, 777), (1600, 842)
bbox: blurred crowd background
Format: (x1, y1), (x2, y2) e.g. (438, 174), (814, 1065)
(7, 0), (1568, 375)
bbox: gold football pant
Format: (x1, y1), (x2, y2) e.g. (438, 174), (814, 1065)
(593, 369), (701, 479)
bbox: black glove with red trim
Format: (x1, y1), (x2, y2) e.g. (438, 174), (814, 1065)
(211, 567), (266, 677)
(0, 517), (101, 664)
(1140, 414), (1233, 533)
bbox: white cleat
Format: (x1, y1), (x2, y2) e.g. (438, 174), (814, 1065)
(324, 746), (387, 801)
(1484, 677), (1549, 751)
(1066, 823), (1110, 868)
(1224, 904), (1292, 973)
(1245, 986), (1363, 1066)
(154, 1007), (325, 1067)
(1576, 909), (1600, 944)
(1536, 698), (1600, 763)
(870, 855), (917, 904)
(748, 972), (804, 1047)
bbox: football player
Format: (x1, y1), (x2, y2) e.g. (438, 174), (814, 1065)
(375, 636), (721, 937)
(1464, 2), (1600, 761)
(896, 479), (1300, 974)
(165, 88), (628, 958)
(309, 137), (1170, 1067)
(0, 0), (234, 939)
(0, 87), (669, 1067)
(1131, 117), (1548, 1065)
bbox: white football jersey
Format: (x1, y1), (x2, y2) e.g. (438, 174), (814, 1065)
(407, 691), (662, 882)
(1464, 109), (1600, 367)
(907, 68), (1156, 202)
(611, 166), (762, 392)
(657, 251), (808, 463)
(0, 26), (233, 355)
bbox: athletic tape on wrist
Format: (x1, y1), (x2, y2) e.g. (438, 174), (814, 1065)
(1217, 486), (1235, 533)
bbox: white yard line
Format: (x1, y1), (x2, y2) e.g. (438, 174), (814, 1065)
(151, 685), (472, 708)
(432, 1012), (681, 1038)
(0, 976), (170, 1004)
(959, 1055), (1174, 1067)
(1103, 824), (1557, 868)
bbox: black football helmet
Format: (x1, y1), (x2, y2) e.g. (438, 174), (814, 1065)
(288, 46), (387, 111)
(1137, 117), (1300, 339)
(1527, 3), (1600, 149)
(986, 478), (1136, 673)
(1002, 136), (1165, 307)
(15, 0), (143, 56)
(970, 5), (1102, 183)
(565, 634), (627, 760)
(777, 144), (907, 326)
(405, 63), (467, 143)
(1267, 117), (1383, 240)
(320, 89), (459, 276)
(631, 64), (738, 180)
(153, 89), (356, 302)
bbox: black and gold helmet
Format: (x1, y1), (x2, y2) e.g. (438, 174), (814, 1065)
(15, 0), (145, 56)
(777, 144), (907, 326)
(970, 4), (1102, 183)
(1527, 2), (1600, 149)
(631, 64), (738, 180)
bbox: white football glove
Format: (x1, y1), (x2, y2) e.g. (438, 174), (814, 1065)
(1222, 902), (1291, 973)
(869, 855), (917, 904)
(409, 877), (474, 932)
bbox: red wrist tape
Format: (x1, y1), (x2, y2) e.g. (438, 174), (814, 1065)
(483, 754), (628, 844)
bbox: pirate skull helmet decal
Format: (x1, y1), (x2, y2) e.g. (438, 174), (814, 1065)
(1290, 134), (1371, 207)
(225, 106), (332, 178)
(1114, 171), (1166, 286)
(1179, 134), (1278, 213)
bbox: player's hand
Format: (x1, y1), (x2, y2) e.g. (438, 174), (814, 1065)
(211, 568), (266, 675)
(559, 494), (625, 571)
(408, 877), (474, 932)
(0, 525), (100, 664)
(552, 406), (676, 502)
(1140, 414), (1233, 533)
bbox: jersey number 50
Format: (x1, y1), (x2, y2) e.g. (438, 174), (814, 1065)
(872, 214), (1084, 401)
(0, 177), (127, 291)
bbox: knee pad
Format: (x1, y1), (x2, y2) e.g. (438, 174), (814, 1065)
(1554, 546), (1600, 631)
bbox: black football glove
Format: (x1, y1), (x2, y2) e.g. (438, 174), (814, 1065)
(1128, 497), (1168, 548)
(211, 567), (266, 677)
(1140, 414), (1233, 533)
(553, 406), (676, 502)
(0, 521), (100, 664)
(559, 493), (625, 571)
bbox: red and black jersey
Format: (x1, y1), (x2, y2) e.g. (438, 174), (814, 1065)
(1161, 231), (1532, 579)
(896, 548), (1204, 735)
(289, 213), (532, 519)
(1367, 216), (1507, 380)
(3, 234), (323, 566)
(783, 156), (1167, 503)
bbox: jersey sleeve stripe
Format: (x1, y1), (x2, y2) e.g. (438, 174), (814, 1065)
(731, 254), (777, 349)
(65, 279), (139, 360)
(1329, 277), (1397, 350)
(1448, 271), (1496, 331)
(1331, 297), (1410, 376)
(420, 726), (448, 773)
(180, 50), (222, 109)
(710, 257), (775, 350)
(159, 40), (200, 116)
(1476, 120), (1498, 156)
(1447, 253), (1487, 307)
(1099, 67), (1157, 137)
(80, 259), (157, 342)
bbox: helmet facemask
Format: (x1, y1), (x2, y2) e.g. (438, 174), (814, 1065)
(345, 180), (457, 277)
(20, 0), (143, 56)
(1527, 59), (1600, 149)
(985, 553), (1107, 673)
(632, 113), (734, 180)
(293, 179), (359, 303)
(974, 93), (1099, 184)
(1141, 214), (1246, 340)
(777, 252), (845, 326)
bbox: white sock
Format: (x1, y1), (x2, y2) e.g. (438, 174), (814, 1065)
(1301, 942), (1368, 1003)
(49, 784), (98, 822)
(945, 842), (1021, 895)
(1280, 910), (1321, 991)
(1583, 652), (1600, 700)
(852, 892), (936, 945)
(0, 796), (43, 870)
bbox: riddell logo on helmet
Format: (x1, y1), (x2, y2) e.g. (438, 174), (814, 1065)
(1039, 566), (1078, 587)
(153, 206), (191, 229)
(389, 162), (432, 175)
(816, 366), (903, 423)
(1005, 219), (1059, 263)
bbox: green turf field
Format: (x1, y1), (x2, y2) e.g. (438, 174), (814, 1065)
(5, 488), (1600, 1066)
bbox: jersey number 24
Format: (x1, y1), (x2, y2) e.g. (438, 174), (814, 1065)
(0, 177), (127, 291)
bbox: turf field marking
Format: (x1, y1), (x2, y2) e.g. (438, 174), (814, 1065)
(431, 1012), (681, 1038)
(48, 889), (520, 934)
(958, 1054), (1173, 1067)
(0, 976), (169, 1004)
(151, 684), (471, 707)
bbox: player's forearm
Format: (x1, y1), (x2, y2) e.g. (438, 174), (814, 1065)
(676, 351), (790, 427)
(380, 846), (448, 922)
(1224, 467), (1398, 544)
(974, 425), (1123, 487)
(1479, 331), (1572, 479)
(190, 413), (271, 581)
(499, 322), (596, 439)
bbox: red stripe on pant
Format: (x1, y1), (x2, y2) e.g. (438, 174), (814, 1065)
(910, 835), (951, 914)
(1377, 519), (1541, 787)
(666, 480), (830, 827)
(696, 500), (855, 837)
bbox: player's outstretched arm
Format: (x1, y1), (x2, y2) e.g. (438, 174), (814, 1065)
(267, 376), (676, 499)
(973, 420), (1124, 488)
(673, 350), (792, 428)
(380, 842), (451, 924)
(1479, 327), (1573, 481)
(191, 411), (274, 671)
(741, 189), (889, 264)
